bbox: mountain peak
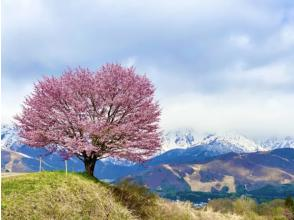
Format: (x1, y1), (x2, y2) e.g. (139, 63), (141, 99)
(1, 124), (20, 151)
(260, 136), (294, 150)
(161, 129), (203, 152)
(161, 130), (266, 153)
(198, 133), (265, 152)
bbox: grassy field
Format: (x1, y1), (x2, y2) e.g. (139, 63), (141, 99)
(1, 171), (292, 220)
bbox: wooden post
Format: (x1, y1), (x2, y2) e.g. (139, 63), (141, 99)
(39, 156), (42, 172)
(65, 160), (68, 176)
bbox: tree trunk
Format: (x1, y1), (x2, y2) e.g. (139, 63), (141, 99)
(84, 156), (97, 176)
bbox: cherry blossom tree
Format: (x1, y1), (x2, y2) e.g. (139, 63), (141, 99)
(15, 64), (161, 176)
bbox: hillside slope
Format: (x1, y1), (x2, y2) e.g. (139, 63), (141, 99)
(2, 172), (245, 220)
(127, 148), (294, 200)
(1, 172), (135, 220)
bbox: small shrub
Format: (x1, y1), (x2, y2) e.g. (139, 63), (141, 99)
(208, 198), (234, 213)
(284, 196), (294, 220)
(285, 196), (294, 209)
(257, 199), (286, 218)
(233, 197), (257, 215)
(112, 180), (158, 219)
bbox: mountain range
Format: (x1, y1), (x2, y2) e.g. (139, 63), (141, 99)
(1, 124), (294, 202)
(127, 148), (294, 193)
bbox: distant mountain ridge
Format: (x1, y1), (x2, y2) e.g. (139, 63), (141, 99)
(198, 133), (265, 152)
(161, 129), (294, 153)
(161, 129), (201, 152)
(2, 124), (294, 154)
(260, 136), (294, 150)
(125, 148), (294, 203)
(1, 124), (20, 151)
(1, 124), (294, 180)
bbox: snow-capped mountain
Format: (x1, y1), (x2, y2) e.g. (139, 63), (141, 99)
(161, 129), (203, 152)
(4, 124), (293, 155)
(1, 124), (21, 151)
(198, 133), (265, 153)
(100, 157), (135, 167)
(260, 136), (294, 150)
(161, 130), (266, 153)
(148, 133), (266, 166)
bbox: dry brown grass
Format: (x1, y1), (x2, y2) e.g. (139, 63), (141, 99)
(153, 200), (244, 220)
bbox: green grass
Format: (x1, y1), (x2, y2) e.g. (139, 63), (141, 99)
(2, 171), (135, 220)
(5, 171), (285, 220)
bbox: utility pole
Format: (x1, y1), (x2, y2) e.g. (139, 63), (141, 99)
(39, 156), (42, 172)
(65, 160), (68, 176)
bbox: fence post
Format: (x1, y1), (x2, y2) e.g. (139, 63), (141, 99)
(65, 160), (68, 176)
(39, 156), (42, 172)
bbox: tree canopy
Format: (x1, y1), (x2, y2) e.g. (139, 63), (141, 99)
(16, 64), (161, 175)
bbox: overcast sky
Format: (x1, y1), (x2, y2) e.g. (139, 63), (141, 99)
(2, 0), (294, 138)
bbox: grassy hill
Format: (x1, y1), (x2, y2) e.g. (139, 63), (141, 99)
(2, 172), (135, 219)
(2, 171), (292, 220)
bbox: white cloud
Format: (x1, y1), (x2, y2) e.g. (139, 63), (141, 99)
(122, 57), (137, 68)
(228, 61), (294, 87)
(1, 79), (34, 123)
(2, 0), (294, 138)
(229, 34), (252, 49)
(280, 24), (294, 47)
(161, 92), (294, 138)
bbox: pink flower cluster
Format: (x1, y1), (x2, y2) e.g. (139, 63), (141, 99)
(15, 64), (161, 161)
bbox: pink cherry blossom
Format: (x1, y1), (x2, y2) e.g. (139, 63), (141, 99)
(15, 64), (161, 176)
